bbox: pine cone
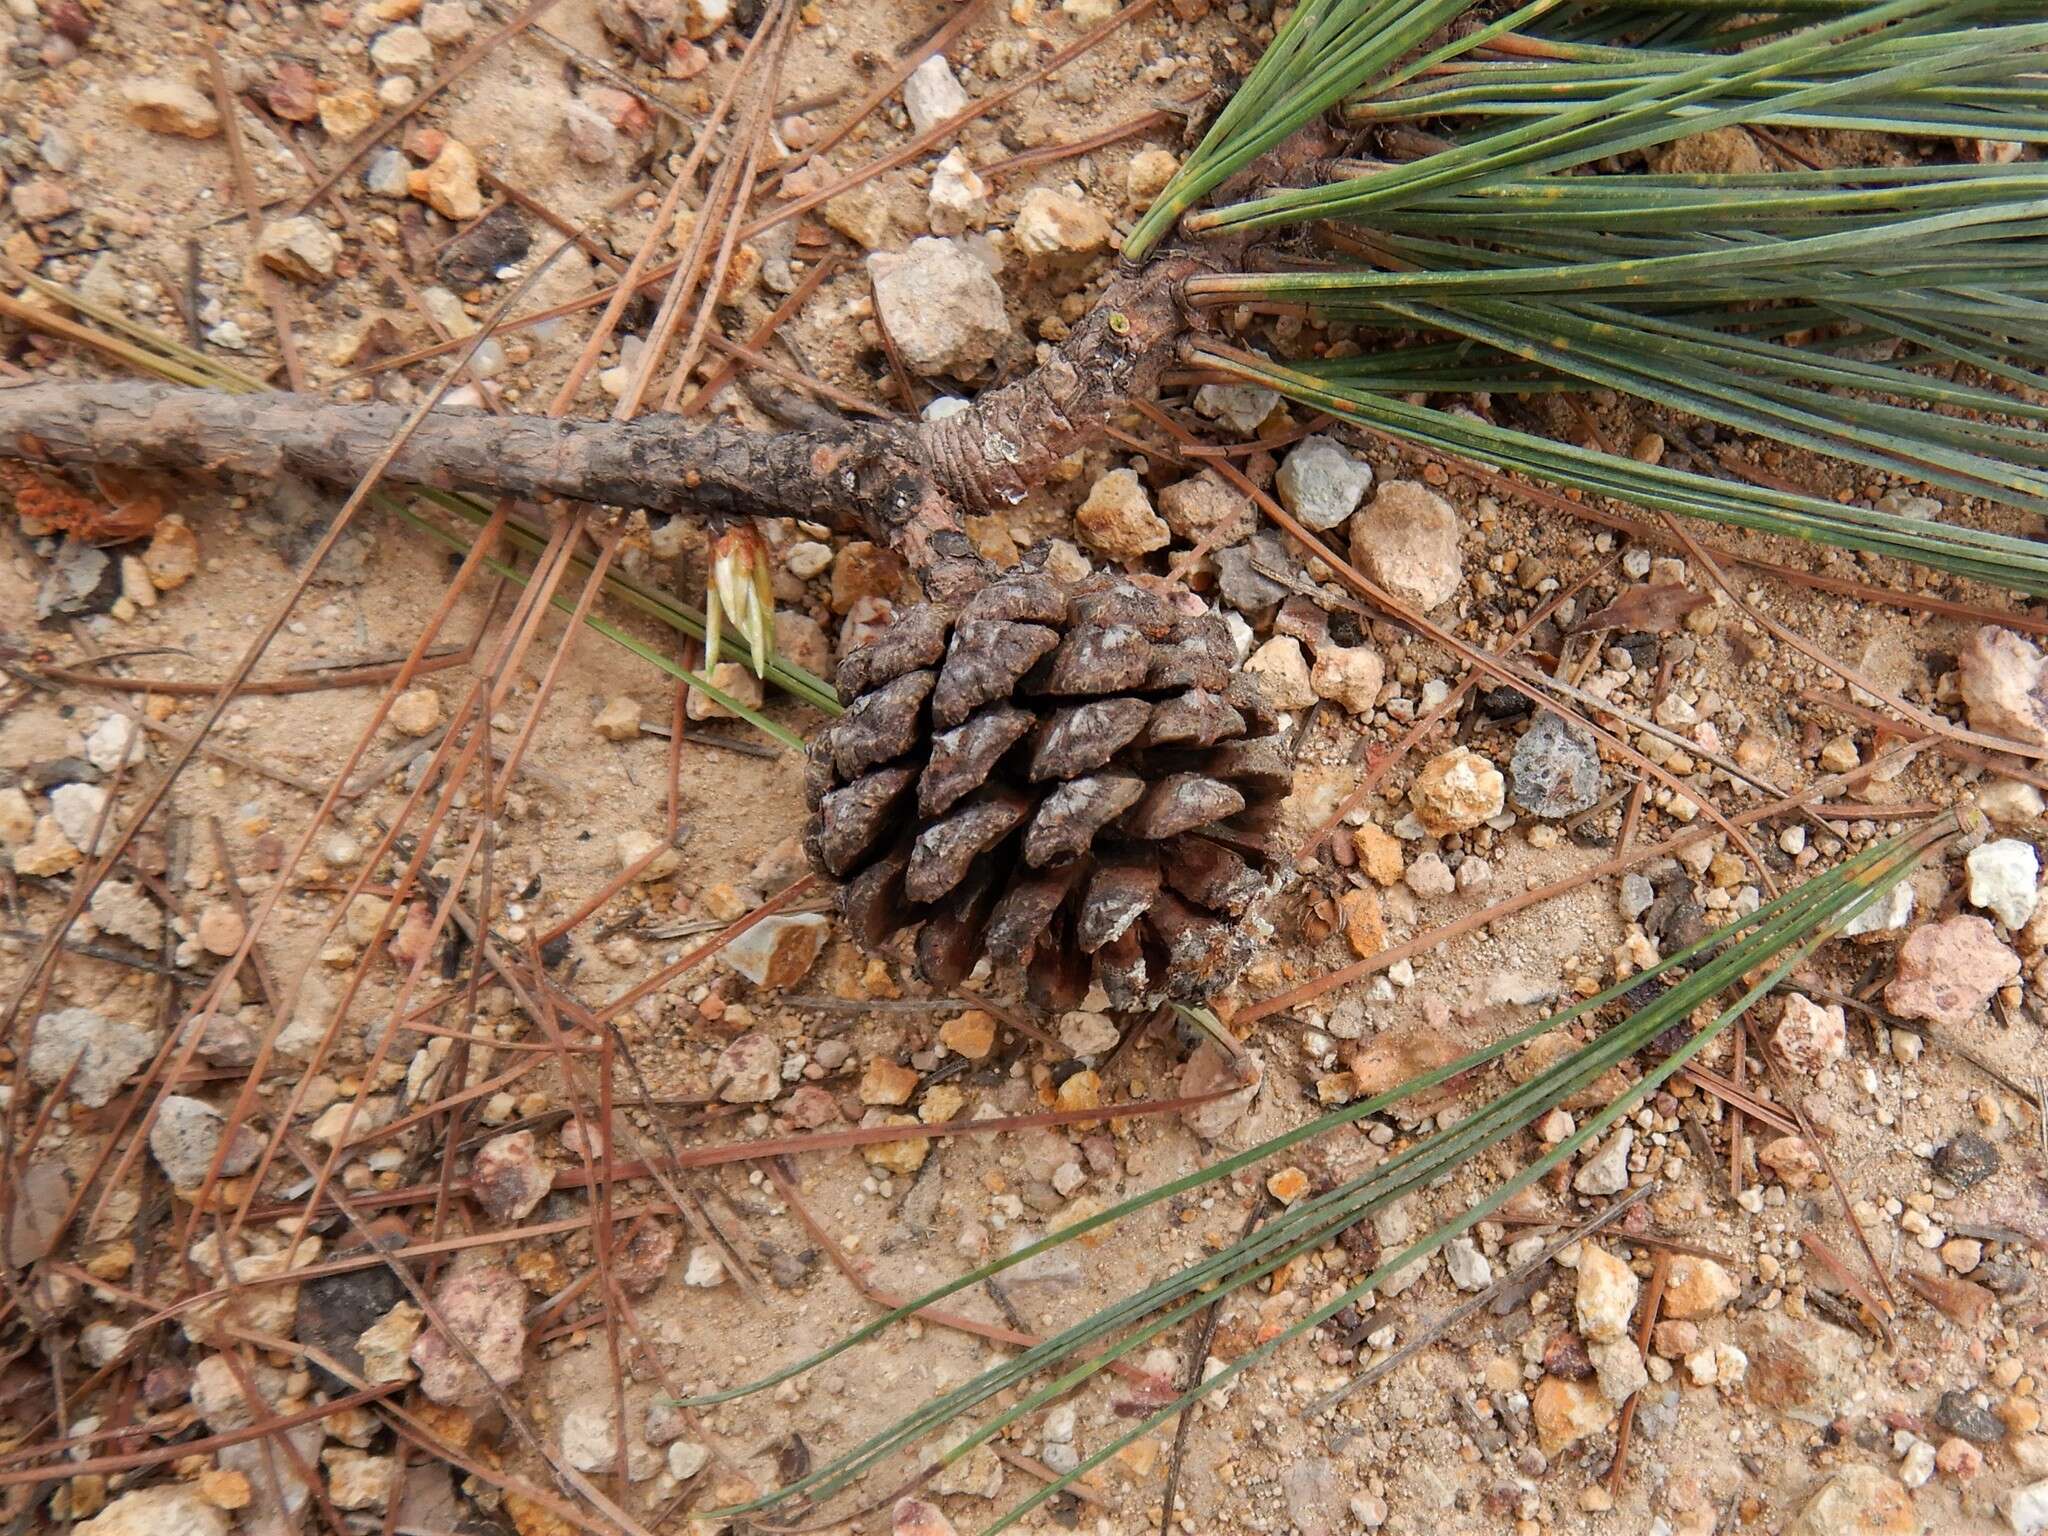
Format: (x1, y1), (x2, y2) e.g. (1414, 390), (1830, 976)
(803, 564), (1289, 1008)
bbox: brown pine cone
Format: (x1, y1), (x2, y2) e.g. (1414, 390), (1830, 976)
(803, 564), (1288, 1008)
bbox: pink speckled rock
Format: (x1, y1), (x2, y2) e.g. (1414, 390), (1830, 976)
(1883, 915), (2019, 1027)
(410, 1263), (527, 1405)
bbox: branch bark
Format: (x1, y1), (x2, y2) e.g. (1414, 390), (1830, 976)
(0, 254), (1207, 593)
(0, 381), (916, 531)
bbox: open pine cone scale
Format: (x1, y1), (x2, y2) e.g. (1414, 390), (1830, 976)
(804, 565), (1289, 1009)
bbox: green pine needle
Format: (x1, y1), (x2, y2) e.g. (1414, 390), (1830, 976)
(1130, 0), (2048, 599)
(696, 824), (1949, 1530)
(1190, 342), (2048, 597)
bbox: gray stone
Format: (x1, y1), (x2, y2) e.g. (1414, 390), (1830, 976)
(1900, 1438), (1936, 1489)
(79, 1319), (131, 1368)
(27, 1008), (154, 1107)
(901, 55), (969, 135)
(149, 1095), (263, 1187)
(369, 24), (433, 73)
(2007, 1479), (2048, 1535)
(84, 714), (143, 772)
(38, 126), (79, 172)
(867, 239), (1010, 379)
(190, 1354), (289, 1433)
(419, 285), (477, 339)
(74, 1486), (228, 1536)
(50, 781), (110, 853)
(560, 1404), (623, 1472)
(5, 1162), (69, 1264)
(218, 1422), (323, 1536)
(1877, 490), (1942, 520)
(1057, 1010), (1119, 1058)
(1445, 1236), (1492, 1291)
(181, 1015), (258, 1073)
(78, 255), (126, 313)
(420, 0), (472, 42)
(1325, 999), (1366, 1040)
(1193, 383), (1277, 437)
(1840, 880), (1913, 936)
(1590, 1338), (1649, 1405)
(1213, 531), (1293, 619)
(1510, 712), (1602, 819)
(1486, 972), (1557, 1007)
(927, 148), (989, 235)
(1966, 837), (2039, 928)
(667, 1440), (709, 1479)
(1619, 873), (1656, 922)
(36, 539), (111, 621)
(1371, 1199), (1425, 1298)
(1275, 434), (1372, 531)
(644, 1397), (690, 1446)
(278, 970), (337, 1060)
(90, 879), (161, 948)
(1179, 1042), (1260, 1141)
(1405, 853), (1454, 899)
(1573, 1126), (1634, 1196)
(684, 1245), (725, 1286)
(1979, 780), (2045, 826)
(364, 148), (410, 197)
